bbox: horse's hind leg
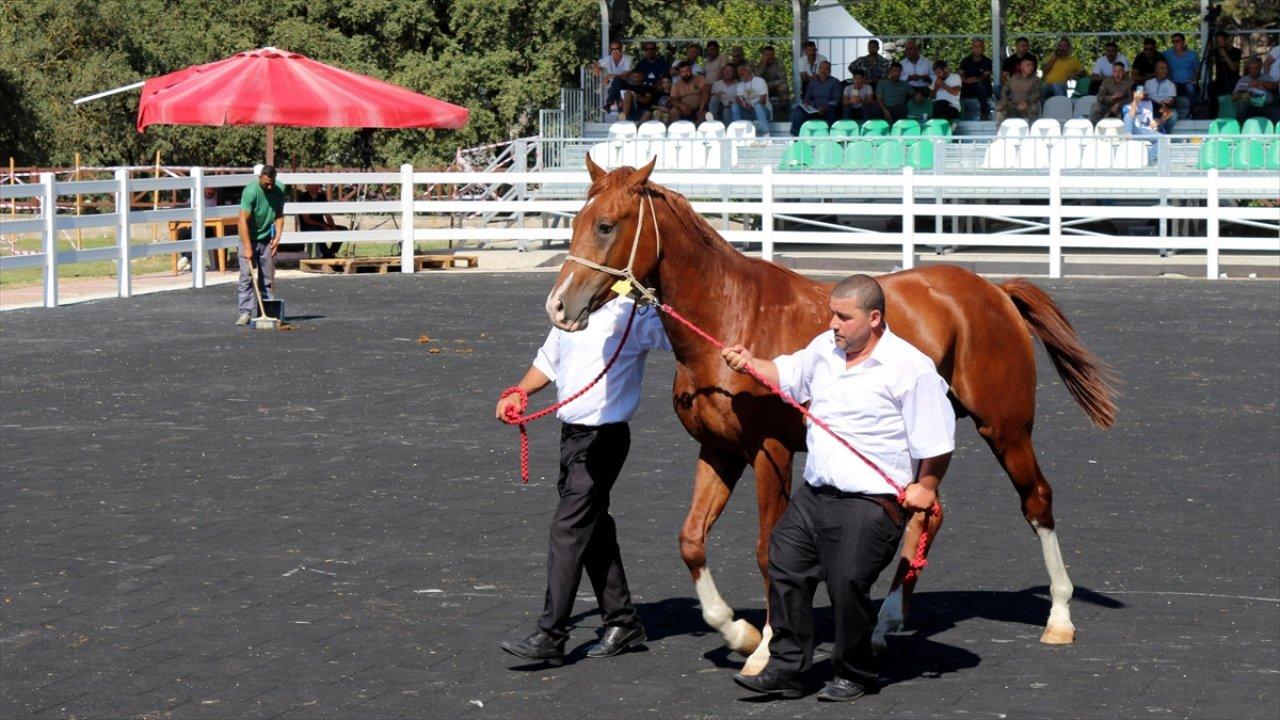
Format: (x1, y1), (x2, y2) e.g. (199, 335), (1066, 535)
(678, 447), (760, 655)
(872, 501), (945, 654)
(740, 438), (794, 676)
(988, 429), (1076, 644)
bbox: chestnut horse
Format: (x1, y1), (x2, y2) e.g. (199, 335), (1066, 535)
(546, 157), (1116, 674)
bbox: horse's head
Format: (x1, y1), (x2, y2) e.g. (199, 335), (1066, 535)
(546, 155), (659, 331)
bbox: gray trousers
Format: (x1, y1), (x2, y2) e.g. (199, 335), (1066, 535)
(237, 242), (275, 315)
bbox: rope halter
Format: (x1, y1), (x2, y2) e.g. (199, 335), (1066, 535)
(563, 191), (662, 305)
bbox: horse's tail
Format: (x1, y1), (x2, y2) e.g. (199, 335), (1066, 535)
(1000, 278), (1118, 428)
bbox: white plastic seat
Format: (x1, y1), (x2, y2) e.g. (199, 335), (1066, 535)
(725, 120), (756, 139)
(608, 121), (637, 141)
(667, 121), (697, 139)
(1072, 96), (1097, 120)
(1029, 118), (1061, 136)
(1042, 96), (1073, 123)
(1114, 140), (1149, 169)
(997, 118), (1029, 137)
(1079, 138), (1116, 169)
(697, 120), (726, 139)
(982, 138), (1021, 169)
(663, 121), (698, 169)
(588, 142), (616, 170)
(1063, 118), (1094, 135)
(637, 120), (667, 139)
(1095, 118), (1125, 137)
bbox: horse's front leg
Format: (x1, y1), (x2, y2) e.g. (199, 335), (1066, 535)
(872, 497), (946, 654)
(739, 438), (794, 676)
(678, 447), (759, 655)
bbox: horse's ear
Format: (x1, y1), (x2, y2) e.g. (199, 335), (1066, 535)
(627, 156), (657, 191)
(585, 154), (606, 183)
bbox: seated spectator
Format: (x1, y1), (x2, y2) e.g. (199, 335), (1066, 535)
(1208, 31), (1243, 115)
(797, 40), (827, 94)
(906, 87), (933, 123)
(592, 41), (632, 111)
(296, 184), (346, 259)
(650, 77), (675, 124)
(931, 60), (962, 121)
(1091, 41), (1129, 85)
(620, 70), (655, 122)
(1091, 62), (1132, 124)
(1041, 38), (1086, 98)
(1230, 57), (1280, 121)
(177, 186), (221, 271)
(1000, 37), (1037, 91)
(996, 57), (1042, 123)
(728, 45), (747, 68)
(842, 70), (877, 120)
(790, 60), (841, 134)
(1131, 37), (1162, 85)
(672, 43), (703, 76)
(876, 62), (912, 122)
(732, 63), (771, 136)
(1163, 33), (1201, 111)
(848, 39), (892, 89)
(901, 40), (933, 92)
(669, 62), (710, 122)
(754, 45), (791, 120)
(635, 42), (670, 86)
(709, 65), (739, 123)
(1266, 45), (1280, 84)
(960, 38), (994, 120)
(1122, 85), (1165, 164)
(1144, 60), (1179, 131)
(703, 41), (726, 83)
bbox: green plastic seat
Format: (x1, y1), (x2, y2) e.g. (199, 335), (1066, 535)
(891, 119), (921, 136)
(873, 139), (906, 170)
(778, 141), (813, 170)
(829, 119), (860, 138)
(908, 138), (936, 170)
(843, 140), (875, 168)
(811, 141), (845, 169)
(923, 119), (952, 136)
(860, 119), (890, 137)
(1208, 118), (1240, 135)
(1071, 77), (1091, 98)
(1217, 95), (1238, 119)
(1197, 138), (1234, 170)
(1265, 140), (1280, 170)
(799, 120), (830, 137)
(1232, 139), (1266, 170)
(1241, 118), (1275, 136)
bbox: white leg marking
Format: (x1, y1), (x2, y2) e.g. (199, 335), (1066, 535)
(694, 569), (761, 655)
(1035, 523), (1076, 644)
(872, 585), (904, 654)
(740, 625), (772, 675)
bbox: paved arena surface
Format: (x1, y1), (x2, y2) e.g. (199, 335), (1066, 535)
(2, 272), (1277, 719)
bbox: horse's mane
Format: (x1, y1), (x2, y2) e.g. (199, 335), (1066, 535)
(586, 168), (747, 253)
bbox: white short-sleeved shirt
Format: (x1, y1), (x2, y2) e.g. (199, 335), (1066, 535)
(799, 53), (828, 78)
(1144, 78), (1176, 102)
(902, 56), (935, 88)
(934, 73), (962, 109)
(532, 297), (671, 426)
(1269, 47), (1280, 83)
(773, 327), (955, 495)
(1093, 54), (1129, 77)
(737, 76), (769, 105)
(711, 79), (739, 105)
(599, 54), (633, 77)
(843, 84), (874, 104)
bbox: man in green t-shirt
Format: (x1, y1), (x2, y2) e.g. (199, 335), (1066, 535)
(235, 165), (286, 326)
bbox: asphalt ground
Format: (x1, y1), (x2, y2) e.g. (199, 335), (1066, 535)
(1, 272), (1277, 719)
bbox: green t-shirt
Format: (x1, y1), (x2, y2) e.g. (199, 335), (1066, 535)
(906, 97), (933, 121)
(240, 181), (287, 242)
(877, 79), (911, 109)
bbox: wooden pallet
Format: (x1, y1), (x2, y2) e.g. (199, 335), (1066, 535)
(300, 254), (480, 274)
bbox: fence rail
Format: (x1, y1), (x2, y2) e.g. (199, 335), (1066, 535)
(2, 165), (1277, 308)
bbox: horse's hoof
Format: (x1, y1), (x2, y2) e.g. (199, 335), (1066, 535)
(1040, 624), (1076, 645)
(723, 619), (762, 656)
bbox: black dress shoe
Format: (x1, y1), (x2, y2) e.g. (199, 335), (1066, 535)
(732, 669), (803, 699)
(585, 623), (646, 658)
(499, 630), (565, 665)
(816, 677), (869, 702)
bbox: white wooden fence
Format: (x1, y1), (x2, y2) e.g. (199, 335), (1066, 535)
(2, 165), (1278, 308)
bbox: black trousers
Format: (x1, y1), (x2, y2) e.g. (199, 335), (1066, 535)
(536, 422), (637, 641)
(766, 483), (904, 687)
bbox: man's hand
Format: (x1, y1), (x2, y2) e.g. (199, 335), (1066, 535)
(902, 483), (937, 512)
(269, 238), (280, 256)
(721, 344), (754, 373)
(496, 392), (525, 421)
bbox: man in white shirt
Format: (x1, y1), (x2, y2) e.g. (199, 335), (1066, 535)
(732, 63), (772, 136)
(709, 64), (739, 123)
(798, 40), (827, 93)
(592, 41), (633, 111)
(1143, 59), (1179, 132)
(900, 39), (934, 91)
(722, 274), (954, 702)
(1091, 41), (1129, 85)
(497, 296), (671, 665)
(930, 60), (962, 121)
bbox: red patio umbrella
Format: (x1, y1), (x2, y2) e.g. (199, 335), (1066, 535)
(137, 47), (469, 163)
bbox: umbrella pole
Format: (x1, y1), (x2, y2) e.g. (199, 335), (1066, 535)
(266, 124), (275, 165)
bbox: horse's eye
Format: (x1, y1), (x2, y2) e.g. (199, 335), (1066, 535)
(597, 221), (615, 235)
